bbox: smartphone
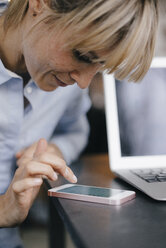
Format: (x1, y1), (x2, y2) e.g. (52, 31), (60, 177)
(48, 184), (136, 205)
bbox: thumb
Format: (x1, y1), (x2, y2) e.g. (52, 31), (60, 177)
(15, 149), (25, 159)
(33, 138), (48, 158)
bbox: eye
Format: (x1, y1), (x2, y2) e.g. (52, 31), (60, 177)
(73, 49), (93, 64)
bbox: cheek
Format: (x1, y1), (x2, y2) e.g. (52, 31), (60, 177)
(23, 35), (48, 68)
(47, 46), (76, 71)
(23, 44), (49, 80)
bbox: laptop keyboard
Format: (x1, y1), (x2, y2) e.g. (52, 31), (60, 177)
(131, 168), (166, 183)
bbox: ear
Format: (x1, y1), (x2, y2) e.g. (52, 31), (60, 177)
(28, 0), (45, 15)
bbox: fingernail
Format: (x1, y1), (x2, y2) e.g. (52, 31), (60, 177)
(72, 175), (77, 183)
(34, 178), (42, 184)
(64, 168), (69, 177)
(53, 172), (58, 180)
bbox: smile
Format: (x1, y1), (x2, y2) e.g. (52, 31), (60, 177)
(54, 75), (68, 87)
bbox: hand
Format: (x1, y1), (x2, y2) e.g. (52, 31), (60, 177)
(16, 139), (77, 182)
(0, 139), (77, 227)
(16, 140), (64, 162)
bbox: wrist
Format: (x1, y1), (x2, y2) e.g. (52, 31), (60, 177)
(0, 194), (10, 227)
(0, 191), (20, 227)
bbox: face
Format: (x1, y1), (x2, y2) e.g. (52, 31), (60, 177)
(21, 17), (103, 91)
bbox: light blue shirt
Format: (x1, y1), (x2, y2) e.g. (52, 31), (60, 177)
(0, 60), (91, 247)
(0, 59), (91, 194)
(0, 5), (91, 248)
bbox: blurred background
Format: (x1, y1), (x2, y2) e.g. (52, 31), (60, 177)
(20, 1), (166, 247)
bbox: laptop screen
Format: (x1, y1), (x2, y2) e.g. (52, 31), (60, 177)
(115, 68), (166, 157)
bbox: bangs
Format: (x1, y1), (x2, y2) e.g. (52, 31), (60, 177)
(4, 0), (158, 82)
(45, 0), (158, 82)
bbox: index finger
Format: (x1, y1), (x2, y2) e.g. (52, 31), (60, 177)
(33, 153), (77, 183)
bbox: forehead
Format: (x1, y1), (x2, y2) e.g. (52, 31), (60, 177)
(38, 17), (110, 66)
(49, 26), (108, 55)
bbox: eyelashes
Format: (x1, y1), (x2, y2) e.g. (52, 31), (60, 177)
(73, 49), (93, 64)
(72, 49), (105, 65)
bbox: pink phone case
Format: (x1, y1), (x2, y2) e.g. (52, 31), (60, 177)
(48, 184), (136, 205)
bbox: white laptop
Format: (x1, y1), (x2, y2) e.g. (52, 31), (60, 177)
(104, 57), (166, 201)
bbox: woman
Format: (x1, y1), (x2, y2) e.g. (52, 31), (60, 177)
(0, 0), (158, 247)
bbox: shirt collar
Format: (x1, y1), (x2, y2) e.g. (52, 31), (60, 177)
(0, 59), (22, 85)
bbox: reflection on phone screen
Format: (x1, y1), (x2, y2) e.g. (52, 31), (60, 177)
(57, 185), (123, 198)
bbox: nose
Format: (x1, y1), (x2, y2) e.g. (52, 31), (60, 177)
(69, 64), (101, 89)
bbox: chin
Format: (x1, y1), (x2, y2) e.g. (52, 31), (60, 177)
(37, 83), (58, 92)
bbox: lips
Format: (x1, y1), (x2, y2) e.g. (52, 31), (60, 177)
(54, 75), (68, 87)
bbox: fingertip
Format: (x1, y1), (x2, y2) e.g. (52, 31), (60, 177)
(73, 175), (77, 183)
(64, 167), (77, 183)
(53, 172), (58, 181)
(33, 178), (43, 185)
(34, 138), (48, 158)
(15, 153), (20, 159)
(39, 138), (48, 147)
(15, 152), (22, 159)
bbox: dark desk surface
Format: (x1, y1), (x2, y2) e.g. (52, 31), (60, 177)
(47, 154), (166, 248)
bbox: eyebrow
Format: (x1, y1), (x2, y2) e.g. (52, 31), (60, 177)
(73, 49), (105, 65)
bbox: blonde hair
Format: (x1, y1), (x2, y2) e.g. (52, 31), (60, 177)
(3, 0), (158, 81)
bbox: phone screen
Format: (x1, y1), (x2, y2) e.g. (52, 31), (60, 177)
(57, 185), (124, 198)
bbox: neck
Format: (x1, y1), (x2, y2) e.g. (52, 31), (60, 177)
(0, 17), (27, 75)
